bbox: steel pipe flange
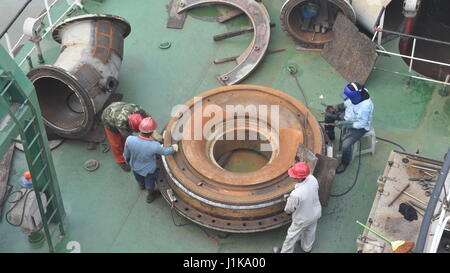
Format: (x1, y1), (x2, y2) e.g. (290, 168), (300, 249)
(27, 14), (131, 138)
(280, 0), (355, 49)
(158, 85), (323, 232)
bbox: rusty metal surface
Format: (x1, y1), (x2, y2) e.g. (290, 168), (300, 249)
(321, 12), (377, 84)
(314, 153), (338, 207)
(216, 9), (244, 23)
(280, 0), (355, 49)
(166, 0), (188, 29)
(177, 0), (271, 85)
(160, 85), (324, 232)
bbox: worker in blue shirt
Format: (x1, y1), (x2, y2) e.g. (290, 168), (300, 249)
(334, 82), (374, 174)
(123, 117), (178, 203)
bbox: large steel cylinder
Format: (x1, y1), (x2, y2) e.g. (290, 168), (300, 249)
(158, 85), (324, 233)
(27, 14), (131, 138)
(280, 0), (356, 49)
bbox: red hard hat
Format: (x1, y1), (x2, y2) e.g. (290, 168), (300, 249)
(128, 113), (143, 133)
(139, 117), (158, 133)
(23, 171), (31, 180)
(288, 162), (310, 179)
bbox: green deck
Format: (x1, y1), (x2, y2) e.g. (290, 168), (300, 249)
(1, 0), (449, 253)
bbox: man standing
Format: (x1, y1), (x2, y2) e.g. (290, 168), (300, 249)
(101, 102), (162, 172)
(274, 162), (322, 253)
(123, 117), (178, 203)
(335, 82), (374, 174)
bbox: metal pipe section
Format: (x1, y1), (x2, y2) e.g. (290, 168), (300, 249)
(27, 14), (131, 138)
(351, 0), (392, 33)
(399, 17), (417, 55)
(415, 148), (450, 252)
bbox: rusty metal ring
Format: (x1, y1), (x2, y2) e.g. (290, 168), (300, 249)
(177, 0), (271, 85)
(159, 85), (323, 232)
(280, 0), (356, 48)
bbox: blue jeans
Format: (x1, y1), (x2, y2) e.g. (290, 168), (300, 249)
(133, 169), (160, 190)
(341, 128), (368, 166)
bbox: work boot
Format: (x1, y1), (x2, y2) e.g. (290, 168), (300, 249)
(146, 189), (160, 203)
(336, 163), (347, 174)
(272, 246), (281, 253)
(120, 163), (131, 172)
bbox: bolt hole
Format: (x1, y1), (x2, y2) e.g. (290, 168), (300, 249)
(227, 223), (231, 226)
(273, 218), (278, 222)
(184, 208), (189, 211)
(197, 214), (202, 218)
(182, 168), (186, 171)
(258, 222), (262, 225)
(212, 220), (216, 223)
(159, 179), (163, 182)
(243, 223), (247, 226)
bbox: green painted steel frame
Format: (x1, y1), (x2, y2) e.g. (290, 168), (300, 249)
(0, 46), (66, 252)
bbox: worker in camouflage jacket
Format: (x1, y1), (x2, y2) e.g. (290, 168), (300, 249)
(101, 101), (162, 172)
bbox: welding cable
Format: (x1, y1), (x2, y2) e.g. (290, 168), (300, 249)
(170, 207), (191, 227)
(329, 136), (407, 197)
(5, 189), (34, 227)
(330, 141), (362, 197)
(376, 137), (406, 152)
(287, 65), (310, 108)
(169, 208), (220, 245)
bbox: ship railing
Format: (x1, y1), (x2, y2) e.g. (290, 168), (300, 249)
(371, 24), (450, 87)
(0, 0), (83, 68)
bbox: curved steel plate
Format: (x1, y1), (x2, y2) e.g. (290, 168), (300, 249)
(177, 0), (271, 85)
(52, 14), (131, 43)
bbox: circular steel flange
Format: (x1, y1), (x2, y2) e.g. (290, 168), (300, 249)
(280, 0), (356, 49)
(158, 85), (323, 232)
(52, 14), (131, 43)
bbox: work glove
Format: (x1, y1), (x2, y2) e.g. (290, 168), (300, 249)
(151, 131), (163, 142)
(336, 120), (353, 129)
(336, 103), (345, 112)
(172, 144), (179, 152)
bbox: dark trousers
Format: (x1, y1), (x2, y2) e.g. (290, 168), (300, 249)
(341, 128), (368, 166)
(133, 169), (160, 190)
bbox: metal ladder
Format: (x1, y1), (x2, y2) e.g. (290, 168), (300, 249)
(0, 69), (66, 252)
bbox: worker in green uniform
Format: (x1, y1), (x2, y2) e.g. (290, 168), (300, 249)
(101, 101), (162, 172)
